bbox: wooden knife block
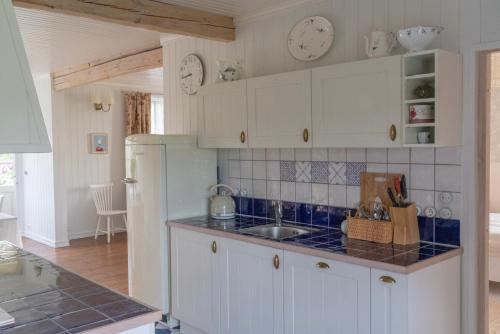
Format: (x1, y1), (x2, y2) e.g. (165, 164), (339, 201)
(390, 203), (420, 245)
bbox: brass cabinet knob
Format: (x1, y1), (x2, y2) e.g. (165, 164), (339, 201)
(303, 128), (309, 142)
(240, 131), (246, 144)
(211, 241), (217, 254)
(389, 124), (397, 141)
(379, 275), (396, 284)
(273, 254), (280, 269)
(316, 262), (330, 269)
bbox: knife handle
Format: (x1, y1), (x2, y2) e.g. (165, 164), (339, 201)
(387, 188), (399, 207)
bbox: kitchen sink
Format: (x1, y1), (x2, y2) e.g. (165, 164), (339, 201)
(240, 224), (318, 241)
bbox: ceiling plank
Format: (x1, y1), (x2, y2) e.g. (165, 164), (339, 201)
(13, 0), (235, 42)
(53, 47), (163, 91)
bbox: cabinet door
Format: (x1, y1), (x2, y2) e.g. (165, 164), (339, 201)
(0, 1), (50, 153)
(220, 238), (283, 334)
(312, 55), (402, 147)
(370, 269), (408, 334)
(198, 80), (248, 148)
(283, 251), (370, 334)
(247, 70), (312, 148)
(171, 228), (220, 333)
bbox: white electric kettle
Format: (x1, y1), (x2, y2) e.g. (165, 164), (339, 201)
(209, 184), (236, 219)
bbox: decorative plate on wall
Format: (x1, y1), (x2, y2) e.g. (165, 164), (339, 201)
(179, 54), (204, 95)
(287, 16), (334, 61)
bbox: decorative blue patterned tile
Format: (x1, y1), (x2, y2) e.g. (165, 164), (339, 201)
(435, 218), (460, 246)
(296, 203), (313, 225)
(280, 161), (296, 181)
(346, 162), (367, 186)
(295, 162), (311, 182)
(417, 216), (434, 242)
(253, 198), (267, 218)
(311, 162), (329, 183)
(328, 162), (346, 185)
(312, 205), (329, 227)
(282, 201), (296, 222)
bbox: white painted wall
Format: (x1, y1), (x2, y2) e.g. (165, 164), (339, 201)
(20, 74), (64, 246)
(56, 83), (127, 240)
(160, 0), (500, 331)
(161, 0), (460, 135)
(460, 1), (500, 333)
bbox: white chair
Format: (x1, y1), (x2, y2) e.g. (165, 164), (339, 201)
(90, 183), (127, 243)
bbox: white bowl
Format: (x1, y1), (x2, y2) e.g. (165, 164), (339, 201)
(397, 26), (443, 52)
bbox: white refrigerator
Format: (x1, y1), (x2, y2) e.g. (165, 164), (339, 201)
(124, 134), (216, 321)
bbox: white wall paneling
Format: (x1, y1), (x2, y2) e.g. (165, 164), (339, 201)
(162, 0), (460, 136)
(21, 74), (64, 247)
(60, 83), (127, 239)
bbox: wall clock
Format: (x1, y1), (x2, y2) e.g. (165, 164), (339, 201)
(288, 16), (335, 61)
(179, 54), (204, 95)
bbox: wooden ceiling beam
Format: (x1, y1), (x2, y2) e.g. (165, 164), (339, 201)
(13, 0), (235, 42)
(52, 47), (163, 91)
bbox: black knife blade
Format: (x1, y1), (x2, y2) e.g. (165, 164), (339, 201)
(400, 175), (407, 200)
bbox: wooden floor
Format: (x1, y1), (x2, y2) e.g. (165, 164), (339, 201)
(22, 233), (129, 294)
(491, 281), (500, 333)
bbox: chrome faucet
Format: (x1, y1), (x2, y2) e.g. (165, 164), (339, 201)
(272, 201), (283, 226)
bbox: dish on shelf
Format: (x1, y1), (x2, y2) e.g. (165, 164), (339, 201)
(397, 26), (443, 52)
(287, 16), (334, 61)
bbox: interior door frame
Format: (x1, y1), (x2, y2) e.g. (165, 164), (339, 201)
(463, 42), (500, 334)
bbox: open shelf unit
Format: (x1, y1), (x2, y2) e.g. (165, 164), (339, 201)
(402, 49), (461, 147)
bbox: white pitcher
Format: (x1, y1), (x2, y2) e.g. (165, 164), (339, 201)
(364, 30), (396, 58)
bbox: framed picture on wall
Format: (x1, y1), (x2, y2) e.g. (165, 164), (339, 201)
(88, 133), (108, 154)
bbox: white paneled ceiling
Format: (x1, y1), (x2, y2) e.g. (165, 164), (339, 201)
(15, 7), (169, 76)
(101, 68), (164, 94)
(14, 0), (308, 79)
(158, 0), (309, 19)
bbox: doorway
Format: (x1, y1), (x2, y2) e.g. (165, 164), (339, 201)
(0, 153), (16, 215)
(480, 49), (500, 334)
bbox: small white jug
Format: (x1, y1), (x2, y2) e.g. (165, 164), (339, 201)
(364, 30), (396, 58)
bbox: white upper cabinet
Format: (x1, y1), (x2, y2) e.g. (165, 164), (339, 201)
(198, 80), (248, 148)
(219, 238), (283, 334)
(283, 251), (371, 334)
(0, 1), (51, 153)
(247, 70), (312, 148)
(312, 55), (402, 147)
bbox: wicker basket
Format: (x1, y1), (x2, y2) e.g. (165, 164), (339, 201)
(347, 216), (393, 244)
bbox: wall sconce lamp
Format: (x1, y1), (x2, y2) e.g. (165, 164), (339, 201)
(90, 94), (114, 112)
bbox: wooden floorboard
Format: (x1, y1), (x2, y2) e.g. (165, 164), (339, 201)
(22, 233), (129, 294)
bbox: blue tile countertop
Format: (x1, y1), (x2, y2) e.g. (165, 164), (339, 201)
(169, 215), (463, 274)
(0, 241), (161, 334)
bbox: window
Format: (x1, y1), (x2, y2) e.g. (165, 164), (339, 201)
(151, 95), (165, 135)
(0, 154), (15, 186)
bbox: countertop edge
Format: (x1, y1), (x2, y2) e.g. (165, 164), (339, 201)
(168, 221), (463, 274)
(82, 310), (162, 334)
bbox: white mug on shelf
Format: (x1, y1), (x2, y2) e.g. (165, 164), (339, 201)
(417, 131), (431, 144)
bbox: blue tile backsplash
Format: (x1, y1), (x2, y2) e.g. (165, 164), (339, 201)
(219, 148), (462, 246)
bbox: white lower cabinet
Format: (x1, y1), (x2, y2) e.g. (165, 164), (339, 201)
(219, 238), (283, 334)
(171, 228), (220, 334)
(171, 228), (460, 334)
(283, 251), (370, 334)
(371, 255), (461, 334)
(370, 270), (408, 334)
